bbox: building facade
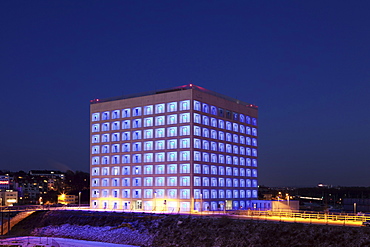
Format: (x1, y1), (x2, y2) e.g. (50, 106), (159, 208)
(90, 84), (258, 211)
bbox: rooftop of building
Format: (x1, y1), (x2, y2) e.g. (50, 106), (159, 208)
(90, 84), (258, 109)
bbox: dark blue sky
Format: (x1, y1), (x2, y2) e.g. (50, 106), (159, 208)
(1, 1), (369, 186)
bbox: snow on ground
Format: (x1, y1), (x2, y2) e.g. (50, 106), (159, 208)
(0, 236), (139, 247)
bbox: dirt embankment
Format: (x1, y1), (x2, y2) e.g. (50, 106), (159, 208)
(8, 210), (370, 246)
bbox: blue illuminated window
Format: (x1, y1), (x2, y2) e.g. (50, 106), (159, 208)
(202, 128), (209, 138)
(122, 166), (130, 175)
(246, 169), (251, 177)
(122, 132), (130, 141)
(246, 116), (251, 125)
(210, 106), (217, 115)
(194, 101), (201, 111)
(211, 178), (217, 186)
(122, 120), (130, 129)
(246, 148), (251, 156)
(102, 179), (109, 186)
(203, 177), (209, 186)
(226, 133), (232, 142)
(102, 134), (109, 142)
(167, 127), (177, 137)
(233, 168), (239, 176)
(133, 154), (141, 163)
(144, 153), (153, 162)
(203, 153), (209, 162)
(240, 179), (245, 187)
(168, 177), (177, 186)
(233, 123), (238, 132)
(202, 140), (209, 150)
(226, 144), (232, 153)
(155, 116), (164, 126)
(226, 178), (232, 187)
(133, 131), (141, 140)
(252, 169), (257, 177)
(246, 158), (252, 166)
(102, 156), (109, 164)
(102, 145), (109, 153)
(155, 152), (165, 162)
(194, 113), (201, 124)
(155, 104), (165, 114)
(240, 147), (245, 155)
(155, 177), (164, 187)
(233, 134), (238, 143)
(202, 116), (209, 125)
(246, 126), (251, 135)
(167, 114), (177, 124)
(218, 131), (224, 141)
(92, 146), (99, 154)
(180, 177), (190, 186)
(102, 111), (109, 120)
(92, 157), (99, 165)
(155, 166), (165, 175)
(239, 125), (245, 134)
(252, 149), (257, 157)
(252, 128), (257, 136)
(122, 108), (130, 118)
(131, 142), (140, 151)
(168, 139), (177, 149)
(211, 118), (217, 127)
(112, 133), (120, 142)
(92, 113), (100, 121)
(144, 189), (153, 198)
(218, 143), (224, 152)
(252, 159), (257, 167)
(252, 138), (257, 146)
(144, 105), (153, 115)
(180, 126), (190, 136)
(240, 168), (245, 176)
(167, 152), (177, 162)
(155, 141), (164, 150)
(240, 136), (245, 144)
(194, 126), (201, 136)
(246, 189), (251, 198)
(202, 103), (209, 113)
(144, 129), (153, 139)
(246, 137), (251, 145)
(194, 151), (201, 161)
(239, 114), (244, 122)
(226, 121), (232, 131)
(92, 124), (99, 132)
(211, 130), (217, 139)
(252, 118), (257, 126)
(122, 155), (130, 164)
(180, 189), (190, 199)
(92, 135), (100, 143)
(194, 139), (201, 148)
(180, 100), (190, 111)
(252, 180), (257, 188)
(180, 164), (190, 173)
(180, 138), (190, 148)
(112, 144), (119, 153)
(155, 128), (165, 138)
(233, 157), (238, 165)
(219, 120), (224, 129)
(219, 166), (225, 175)
(180, 113), (190, 123)
(133, 107), (141, 116)
(144, 165), (153, 175)
(180, 151), (190, 161)
(233, 179), (238, 187)
(217, 155), (224, 164)
(194, 164), (201, 174)
(167, 102), (177, 112)
(211, 154), (217, 163)
(226, 167), (232, 176)
(219, 190), (225, 198)
(240, 157), (245, 165)
(102, 123), (109, 131)
(144, 117), (153, 127)
(133, 119), (142, 128)
(112, 121), (120, 130)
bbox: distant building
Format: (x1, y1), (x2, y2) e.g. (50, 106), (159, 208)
(14, 176), (48, 204)
(0, 190), (18, 206)
(58, 194), (77, 205)
(90, 84), (259, 211)
(0, 175), (11, 190)
(29, 170), (65, 191)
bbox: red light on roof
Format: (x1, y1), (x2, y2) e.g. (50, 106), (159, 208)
(190, 84), (193, 87)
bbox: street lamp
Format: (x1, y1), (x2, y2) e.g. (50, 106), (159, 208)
(286, 193), (290, 207)
(78, 192), (81, 208)
(154, 191), (157, 211)
(354, 203), (357, 214)
(200, 193), (203, 215)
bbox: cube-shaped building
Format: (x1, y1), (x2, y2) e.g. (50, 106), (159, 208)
(90, 84), (258, 211)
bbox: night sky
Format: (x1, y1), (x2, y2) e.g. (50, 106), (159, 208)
(1, 1), (369, 187)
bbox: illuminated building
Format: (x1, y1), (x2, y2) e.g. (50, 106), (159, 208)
(90, 84), (258, 211)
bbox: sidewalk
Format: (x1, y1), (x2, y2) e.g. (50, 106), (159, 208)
(0, 236), (138, 247)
